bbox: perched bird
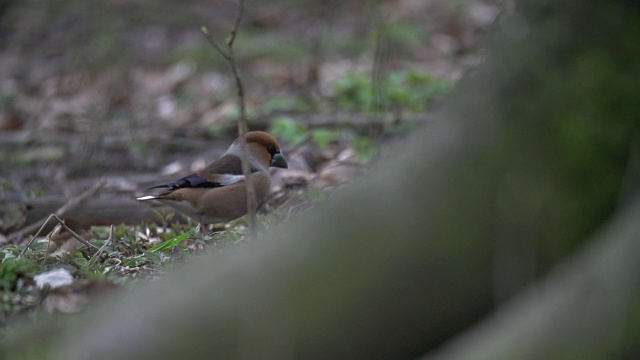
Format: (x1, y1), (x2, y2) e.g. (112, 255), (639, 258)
(137, 131), (287, 225)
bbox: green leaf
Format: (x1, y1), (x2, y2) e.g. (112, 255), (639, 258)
(270, 117), (307, 145)
(147, 230), (192, 253)
(312, 129), (342, 149)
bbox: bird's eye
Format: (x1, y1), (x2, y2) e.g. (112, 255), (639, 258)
(267, 146), (277, 155)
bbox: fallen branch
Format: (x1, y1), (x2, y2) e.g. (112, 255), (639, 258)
(0, 113), (435, 148)
(15, 196), (181, 230)
(5, 179), (106, 244)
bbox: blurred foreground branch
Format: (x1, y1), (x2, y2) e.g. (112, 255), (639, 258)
(430, 193), (640, 359)
(4, 179), (106, 244)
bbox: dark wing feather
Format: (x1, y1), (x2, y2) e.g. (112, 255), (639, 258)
(147, 154), (257, 194)
(147, 174), (223, 192)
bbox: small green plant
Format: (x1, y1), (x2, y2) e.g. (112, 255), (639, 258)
(311, 129), (343, 148)
(351, 135), (380, 162)
(270, 118), (380, 161)
(270, 117), (343, 149)
(262, 94), (312, 113)
(332, 69), (451, 112)
(0, 247), (39, 291)
(333, 73), (373, 111)
(0, 177), (12, 191)
(270, 117), (307, 145)
(383, 22), (424, 46)
(147, 230), (194, 253)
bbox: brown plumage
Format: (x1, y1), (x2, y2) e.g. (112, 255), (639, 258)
(137, 131), (287, 224)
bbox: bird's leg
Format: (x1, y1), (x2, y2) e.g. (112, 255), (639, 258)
(199, 223), (208, 236)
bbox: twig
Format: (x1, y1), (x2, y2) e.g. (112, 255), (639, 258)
(370, 6), (390, 139)
(6, 179), (107, 244)
(111, 222), (117, 249)
(200, 27), (230, 60)
(90, 225), (114, 263)
(19, 214), (98, 257)
(201, 0), (258, 238)
(226, 0), (244, 49)
(43, 224), (54, 264)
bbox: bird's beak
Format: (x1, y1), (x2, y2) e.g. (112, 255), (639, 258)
(270, 152), (288, 169)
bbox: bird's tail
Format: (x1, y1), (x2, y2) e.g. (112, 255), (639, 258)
(137, 196), (158, 201)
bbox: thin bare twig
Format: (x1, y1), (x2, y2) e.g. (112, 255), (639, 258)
(200, 27), (230, 60)
(19, 214), (98, 257)
(370, 6), (390, 138)
(6, 179), (107, 244)
(111, 223), (117, 250)
(90, 225), (114, 262)
(201, 0), (258, 238)
(226, 0), (244, 48)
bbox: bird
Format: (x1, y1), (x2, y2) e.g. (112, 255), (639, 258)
(137, 131), (288, 226)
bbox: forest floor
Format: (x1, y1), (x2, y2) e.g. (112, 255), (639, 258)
(0, 0), (506, 334)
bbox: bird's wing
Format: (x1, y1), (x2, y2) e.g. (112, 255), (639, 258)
(202, 153), (245, 175)
(147, 154), (249, 193)
(147, 173), (244, 190)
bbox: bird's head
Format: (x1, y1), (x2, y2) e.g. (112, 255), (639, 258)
(228, 131), (288, 171)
